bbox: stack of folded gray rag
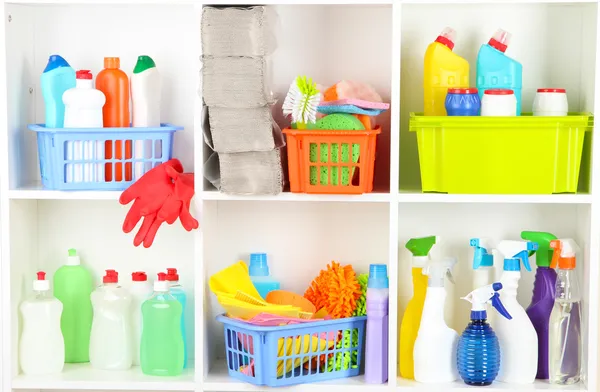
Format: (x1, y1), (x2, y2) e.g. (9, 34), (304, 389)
(201, 6), (283, 195)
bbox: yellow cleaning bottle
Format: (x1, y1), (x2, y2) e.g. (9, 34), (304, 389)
(424, 27), (469, 116)
(399, 236), (439, 379)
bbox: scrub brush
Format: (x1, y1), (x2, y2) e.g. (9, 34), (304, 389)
(353, 273), (369, 316)
(282, 76), (321, 129)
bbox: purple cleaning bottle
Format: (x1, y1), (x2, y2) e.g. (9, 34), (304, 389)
(365, 264), (389, 384)
(522, 231), (557, 380)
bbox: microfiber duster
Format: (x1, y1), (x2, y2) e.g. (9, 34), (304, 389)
(326, 329), (360, 372)
(353, 273), (369, 317)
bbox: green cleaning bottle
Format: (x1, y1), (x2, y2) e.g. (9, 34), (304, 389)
(141, 272), (184, 376)
(53, 248), (93, 363)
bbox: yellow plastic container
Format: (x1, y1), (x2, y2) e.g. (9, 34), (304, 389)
(399, 268), (428, 379)
(424, 28), (470, 116)
(409, 113), (593, 194)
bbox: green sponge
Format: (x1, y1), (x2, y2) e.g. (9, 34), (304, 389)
(353, 273), (368, 317)
(310, 114), (364, 186)
(326, 328), (360, 372)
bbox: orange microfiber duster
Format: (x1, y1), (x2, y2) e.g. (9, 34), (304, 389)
(304, 261), (362, 319)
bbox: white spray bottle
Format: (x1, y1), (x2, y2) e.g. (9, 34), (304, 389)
(495, 240), (539, 384)
(413, 257), (459, 383)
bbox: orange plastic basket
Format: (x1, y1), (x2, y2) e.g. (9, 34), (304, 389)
(283, 126), (381, 194)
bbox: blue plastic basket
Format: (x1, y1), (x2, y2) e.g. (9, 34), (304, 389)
(216, 314), (366, 387)
(28, 124), (182, 191)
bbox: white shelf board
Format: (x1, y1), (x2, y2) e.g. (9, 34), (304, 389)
(8, 184), (121, 200)
(402, 0), (597, 3)
(204, 360), (388, 391)
(4, 0), (393, 4)
(12, 363), (195, 390)
(397, 378), (586, 391)
(201, 190), (392, 203)
(397, 192), (594, 204)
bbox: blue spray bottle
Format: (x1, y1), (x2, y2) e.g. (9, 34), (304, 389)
(476, 29), (523, 115)
(41, 55), (76, 128)
(458, 283), (512, 386)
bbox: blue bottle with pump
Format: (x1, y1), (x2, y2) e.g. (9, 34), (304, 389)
(41, 55), (76, 128)
(476, 29), (523, 115)
(249, 253), (280, 299)
(458, 283), (512, 386)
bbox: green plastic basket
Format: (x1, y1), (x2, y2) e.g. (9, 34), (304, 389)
(409, 113), (593, 194)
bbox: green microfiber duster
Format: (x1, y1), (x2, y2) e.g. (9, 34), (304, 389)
(325, 328), (360, 372)
(353, 273), (368, 317)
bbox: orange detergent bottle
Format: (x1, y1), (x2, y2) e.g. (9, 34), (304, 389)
(96, 57), (131, 182)
(424, 27), (470, 116)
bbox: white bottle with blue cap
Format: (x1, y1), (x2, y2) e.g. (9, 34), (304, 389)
(248, 253), (280, 299)
(495, 240), (539, 384)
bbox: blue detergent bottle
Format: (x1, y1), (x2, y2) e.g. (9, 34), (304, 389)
(41, 55), (76, 128)
(457, 283), (512, 386)
(166, 268), (187, 368)
(249, 253), (280, 299)
(476, 29), (523, 115)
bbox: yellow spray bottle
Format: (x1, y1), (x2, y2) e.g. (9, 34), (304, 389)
(424, 27), (469, 116)
(399, 236), (440, 379)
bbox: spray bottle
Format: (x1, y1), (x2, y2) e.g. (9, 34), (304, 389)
(458, 283), (512, 386)
(470, 238), (495, 289)
(495, 240), (539, 384)
(521, 231), (558, 380)
(414, 257), (458, 383)
(399, 236), (439, 379)
(549, 239), (582, 385)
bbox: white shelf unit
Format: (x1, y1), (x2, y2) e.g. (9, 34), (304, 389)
(0, 2), (599, 392)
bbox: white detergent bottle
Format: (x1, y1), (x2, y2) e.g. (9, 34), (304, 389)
(495, 240), (539, 384)
(131, 55), (161, 180)
(130, 272), (153, 366)
(413, 257), (459, 383)
(90, 270), (133, 370)
(62, 70), (105, 183)
(19, 271), (65, 375)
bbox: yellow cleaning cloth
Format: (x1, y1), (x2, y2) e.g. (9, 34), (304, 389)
(276, 334), (330, 377)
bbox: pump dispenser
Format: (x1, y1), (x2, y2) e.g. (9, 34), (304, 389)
(470, 238), (495, 289)
(399, 235), (440, 379)
(476, 28), (523, 114)
(414, 257), (459, 383)
(549, 239), (582, 385)
(458, 283), (511, 386)
(521, 231), (558, 379)
(495, 240), (539, 384)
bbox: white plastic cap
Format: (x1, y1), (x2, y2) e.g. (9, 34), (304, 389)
(154, 272), (169, 292)
(489, 29), (512, 53)
(66, 248), (80, 266)
(33, 271), (50, 291)
(412, 256), (429, 268)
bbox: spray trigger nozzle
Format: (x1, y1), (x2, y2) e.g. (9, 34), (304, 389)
(470, 237), (494, 270)
(423, 257), (456, 287)
(462, 282), (512, 320)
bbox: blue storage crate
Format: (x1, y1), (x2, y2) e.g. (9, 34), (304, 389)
(28, 124), (182, 191)
(216, 314), (366, 387)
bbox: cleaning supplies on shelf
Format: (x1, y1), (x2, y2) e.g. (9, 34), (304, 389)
(476, 29), (523, 115)
(495, 240), (539, 384)
(365, 264), (389, 384)
(166, 268), (187, 368)
(141, 272), (184, 376)
(90, 269), (133, 370)
(63, 70), (106, 184)
(457, 283), (512, 386)
(414, 257), (459, 383)
(533, 89), (568, 116)
(399, 235), (439, 379)
(96, 57), (131, 182)
(41, 54), (76, 128)
(130, 271), (153, 366)
(53, 248), (93, 363)
(470, 237), (495, 290)
(481, 89), (517, 116)
(249, 253), (280, 299)
(282, 76), (321, 129)
(19, 271), (65, 375)
(549, 239), (582, 385)
(424, 27), (469, 116)
(521, 230), (558, 380)
(445, 88), (481, 116)
(131, 55), (161, 180)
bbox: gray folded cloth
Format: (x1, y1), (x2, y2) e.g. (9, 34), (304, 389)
(202, 56), (272, 108)
(218, 150), (283, 195)
(202, 6), (278, 57)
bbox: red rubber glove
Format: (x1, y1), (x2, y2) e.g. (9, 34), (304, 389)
(156, 166), (198, 231)
(119, 159), (184, 247)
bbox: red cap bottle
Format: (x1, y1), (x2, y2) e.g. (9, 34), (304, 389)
(103, 269), (118, 284)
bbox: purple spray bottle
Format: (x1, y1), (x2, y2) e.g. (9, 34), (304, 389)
(365, 264), (389, 384)
(521, 231), (558, 380)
